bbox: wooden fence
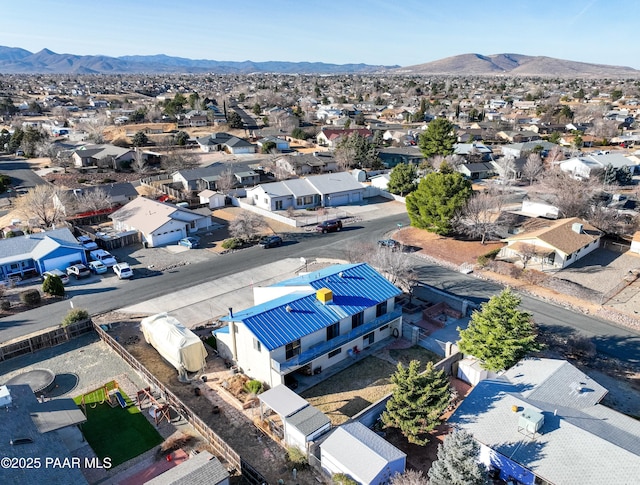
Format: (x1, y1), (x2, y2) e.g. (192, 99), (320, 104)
(0, 319), (94, 362)
(92, 323), (251, 478)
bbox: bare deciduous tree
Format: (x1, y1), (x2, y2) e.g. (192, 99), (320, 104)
(522, 152), (544, 185)
(216, 168), (236, 193)
(494, 156), (515, 185)
(161, 149), (200, 172)
(390, 469), (429, 485)
(16, 185), (69, 228)
(545, 146), (565, 165)
(541, 170), (597, 218)
(229, 212), (266, 241)
(457, 190), (504, 244)
(130, 148), (149, 173)
(72, 187), (113, 214)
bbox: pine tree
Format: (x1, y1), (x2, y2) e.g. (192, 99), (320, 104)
(406, 171), (472, 235)
(387, 163), (418, 196)
(381, 360), (451, 445)
(428, 430), (488, 485)
(418, 118), (456, 158)
(457, 288), (541, 371)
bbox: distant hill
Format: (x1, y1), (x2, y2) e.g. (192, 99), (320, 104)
(399, 53), (640, 77)
(0, 46), (397, 74)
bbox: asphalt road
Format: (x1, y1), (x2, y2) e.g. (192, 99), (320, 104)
(0, 157), (49, 189)
(1, 213), (639, 364)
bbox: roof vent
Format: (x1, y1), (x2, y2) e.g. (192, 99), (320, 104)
(338, 271), (344, 278)
(286, 305), (292, 313)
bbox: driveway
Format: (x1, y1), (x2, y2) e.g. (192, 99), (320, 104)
(550, 249), (640, 313)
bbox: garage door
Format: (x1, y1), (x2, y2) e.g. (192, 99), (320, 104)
(328, 194), (349, 206)
(149, 229), (185, 247)
(43, 253), (84, 272)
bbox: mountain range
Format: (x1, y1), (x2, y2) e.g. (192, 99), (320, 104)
(0, 46), (638, 77)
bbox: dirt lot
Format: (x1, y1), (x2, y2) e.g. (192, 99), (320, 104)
(396, 227), (505, 267)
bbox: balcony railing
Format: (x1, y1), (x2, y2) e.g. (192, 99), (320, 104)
(272, 309), (402, 372)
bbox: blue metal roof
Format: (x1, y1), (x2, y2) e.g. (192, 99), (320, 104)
(221, 263), (401, 351)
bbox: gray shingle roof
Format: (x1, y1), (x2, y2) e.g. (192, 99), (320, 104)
(0, 385), (89, 485)
(286, 404), (330, 436)
(449, 358), (640, 484)
(145, 451), (229, 485)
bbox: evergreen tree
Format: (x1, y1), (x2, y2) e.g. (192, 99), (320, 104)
(428, 431), (488, 485)
(132, 131), (149, 147)
(406, 171), (472, 235)
(387, 163), (418, 196)
(418, 118), (456, 158)
(601, 163), (618, 185)
(42, 275), (65, 297)
(381, 360), (451, 445)
(616, 165), (633, 186)
(334, 131), (381, 169)
(227, 111), (243, 129)
(458, 288), (541, 371)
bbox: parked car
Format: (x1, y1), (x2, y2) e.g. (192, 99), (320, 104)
(316, 219), (343, 233)
(66, 264), (91, 279)
(89, 249), (117, 267)
(377, 239), (401, 251)
(77, 235), (98, 251)
(113, 262), (133, 279)
(88, 260), (108, 274)
(258, 235), (283, 248)
(177, 237), (200, 249)
(42, 269), (69, 285)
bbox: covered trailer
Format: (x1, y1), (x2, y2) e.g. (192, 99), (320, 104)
(141, 313), (208, 380)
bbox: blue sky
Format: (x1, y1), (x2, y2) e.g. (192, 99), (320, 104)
(2, 0), (639, 68)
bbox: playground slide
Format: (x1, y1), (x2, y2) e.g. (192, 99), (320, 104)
(114, 390), (127, 408)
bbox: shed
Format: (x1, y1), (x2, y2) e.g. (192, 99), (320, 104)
(321, 421), (406, 485)
(198, 190), (226, 209)
(284, 404), (331, 450)
(141, 313), (208, 377)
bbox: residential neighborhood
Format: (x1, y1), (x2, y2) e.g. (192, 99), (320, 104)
(1, 62), (640, 485)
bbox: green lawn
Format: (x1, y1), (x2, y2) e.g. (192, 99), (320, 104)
(74, 386), (163, 468)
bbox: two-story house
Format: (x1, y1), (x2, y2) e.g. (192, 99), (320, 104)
(215, 263), (403, 388)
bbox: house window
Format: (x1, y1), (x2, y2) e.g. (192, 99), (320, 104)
(296, 197), (303, 206)
(253, 338), (261, 352)
(363, 332), (375, 346)
(352, 312), (364, 329)
(379, 324), (389, 332)
(285, 340), (301, 360)
(304, 195), (313, 205)
(190, 221), (196, 229)
(326, 323), (340, 341)
(275, 200), (283, 210)
(376, 301), (388, 317)
(328, 348), (341, 358)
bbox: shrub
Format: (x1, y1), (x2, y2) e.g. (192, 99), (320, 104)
(42, 274), (65, 297)
(477, 255), (488, 267)
(5, 231), (16, 238)
(221, 237), (243, 250)
(482, 248), (501, 260)
(61, 308), (89, 327)
(77, 178), (88, 184)
(332, 474), (358, 485)
(244, 379), (263, 395)
(1, 299), (10, 311)
(101, 178), (116, 184)
(20, 289), (41, 306)
(286, 446), (308, 468)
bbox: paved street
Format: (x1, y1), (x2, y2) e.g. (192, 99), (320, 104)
(1, 211), (639, 364)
